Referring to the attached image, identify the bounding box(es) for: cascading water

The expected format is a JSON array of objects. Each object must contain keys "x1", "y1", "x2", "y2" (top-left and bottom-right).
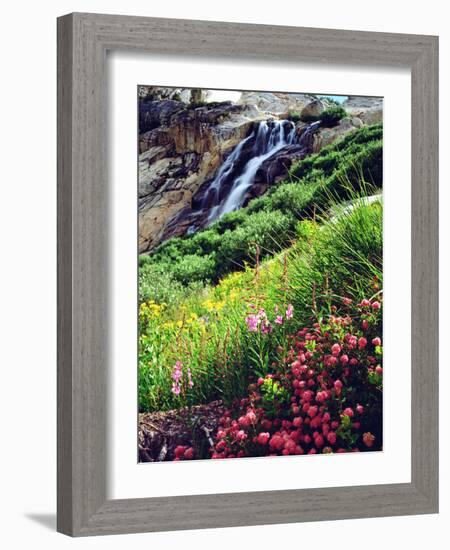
[
  {"x1": 204, "y1": 119, "x2": 296, "y2": 224},
  {"x1": 181, "y1": 119, "x2": 320, "y2": 236}
]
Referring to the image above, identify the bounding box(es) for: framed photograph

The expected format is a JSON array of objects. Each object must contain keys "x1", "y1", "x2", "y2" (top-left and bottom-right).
[{"x1": 57, "y1": 13, "x2": 438, "y2": 536}]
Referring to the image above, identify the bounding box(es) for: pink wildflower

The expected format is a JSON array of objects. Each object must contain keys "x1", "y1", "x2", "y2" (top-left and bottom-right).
[
  {"x1": 363, "y1": 432, "x2": 376, "y2": 448},
  {"x1": 358, "y1": 337, "x2": 368, "y2": 349},
  {"x1": 245, "y1": 314, "x2": 259, "y2": 332},
  {"x1": 183, "y1": 447, "x2": 194, "y2": 460},
  {"x1": 285, "y1": 304, "x2": 294, "y2": 319},
  {"x1": 331, "y1": 343, "x2": 341, "y2": 356},
  {"x1": 257, "y1": 432, "x2": 270, "y2": 445}
]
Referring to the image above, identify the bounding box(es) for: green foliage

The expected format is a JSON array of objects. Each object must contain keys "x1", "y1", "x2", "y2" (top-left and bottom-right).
[
  {"x1": 169, "y1": 254, "x2": 217, "y2": 285},
  {"x1": 140, "y1": 123, "x2": 382, "y2": 293},
  {"x1": 216, "y1": 210, "x2": 295, "y2": 276},
  {"x1": 320, "y1": 105, "x2": 347, "y2": 127},
  {"x1": 260, "y1": 377, "x2": 290, "y2": 418}
]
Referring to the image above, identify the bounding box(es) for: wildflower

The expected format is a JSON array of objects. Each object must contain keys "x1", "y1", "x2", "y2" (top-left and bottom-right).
[
  {"x1": 331, "y1": 343, "x2": 341, "y2": 356},
  {"x1": 363, "y1": 432, "x2": 376, "y2": 448},
  {"x1": 245, "y1": 314, "x2": 259, "y2": 332},
  {"x1": 314, "y1": 434, "x2": 325, "y2": 448},
  {"x1": 334, "y1": 379, "x2": 343, "y2": 396},
  {"x1": 343, "y1": 407, "x2": 354, "y2": 418},
  {"x1": 171, "y1": 360, "x2": 193, "y2": 395},
  {"x1": 260, "y1": 319, "x2": 273, "y2": 334},
  {"x1": 375, "y1": 365, "x2": 383, "y2": 375},
  {"x1": 269, "y1": 435, "x2": 284, "y2": 451},
  {"x1": 327, "y1": 432, "x2": 337, "y2": 445},
  {"x1": 174, "y1": 445, "x2": 186, "y2": 459},
  {"x1": 238, "y1": 415, "x2": 250, "y2": 428},
  {"x1": 372, "y1": 301, "x2": 381, "y2": 310},
  {"x1": 284, "y1": 439, "x2": 297, "y2": 454},
  {"x1": 356, "y1": 404, "x2": 364, "y2": 414},
  {"x1": 187, "y1": 367, "x2": 194, "y2": 388},
  {"x1": 215, "y1": 440, "x2": 227, "y2": 452},
  {"x1": 359, "y1": 299, "x2": 371, "y2": 307},
  {"x1": 372, "y1": 337, "x2": 381, "y2": 347},
  {"x1": 257, "y1": 432, "x2": 270, "y2": 445},
  {"x1": 183, "y1": 447, "x2": 194, "y2": 460},
  {"x1": 293, "y1": 416, "x2": 303, "y2": 428},
  {"x1": 342, "y1": 297, "x2": 352, "y2": 306},
  {"x1": 286, "y1": 304, "x2": 294, "y2": 319},
  {"x1": 275, "y1": 315, "x2": 284, "y2": 325},
  {"x1": 348, "y1": 335, "x2": 358, "y2": 348},
  {"x1": 328, "y1": 356, "x2": 338, "y2": 367},
  {"x1": 358, "y1": 337, "x2": 368, "y2": 349},
  {"x1": 362, "y1": 319, "x2": 369, "y2": 331}
]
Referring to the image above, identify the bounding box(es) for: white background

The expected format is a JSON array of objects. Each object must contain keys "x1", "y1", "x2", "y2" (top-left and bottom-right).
[
  {"x1": 0, "y1": 0, "x2": 447, "y2": 548},
  {"x1": 109, "y1": 54, "x2": 411, "y2": 498}
]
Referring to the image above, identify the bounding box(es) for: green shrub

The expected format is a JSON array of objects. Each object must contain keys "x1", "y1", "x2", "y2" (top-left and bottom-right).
[
  {"x1": 320, "y1": 105, "x2": 347, "y2": 127},
  {"x1": 139, "y1": 262, "x2": 184, "y2": 304},
  {"x1": 170, "y1": 254, "x2": 217, "y2": 285},
  {"x1": 216, "y1": 210, "x2": 295, "y2": 275}
]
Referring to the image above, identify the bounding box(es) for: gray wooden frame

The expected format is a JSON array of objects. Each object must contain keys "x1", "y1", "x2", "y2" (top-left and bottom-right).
[{"x1": 57, "y1": 12, "x2": 439, "y2": 537}]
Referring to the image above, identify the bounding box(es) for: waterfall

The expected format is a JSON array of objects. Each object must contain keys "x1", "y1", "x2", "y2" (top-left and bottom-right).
[
  {"x1": 204, "y1": 119, "x2": 296, "y2": 224},
  {"x1": 180, "y1": 119, "x2": 320, "y2": 237}
]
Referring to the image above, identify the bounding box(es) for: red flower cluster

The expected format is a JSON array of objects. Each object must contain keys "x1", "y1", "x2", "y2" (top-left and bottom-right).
[
  {"x1": 174, "y1": 445, "x2": 195, "y2": 460},
  {"x1": 211, "y1": 297, "x2": 382, "y2": 459}
]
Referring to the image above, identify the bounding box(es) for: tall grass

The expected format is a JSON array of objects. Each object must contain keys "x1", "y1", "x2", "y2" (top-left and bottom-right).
[{"x1": 139, "y1": 193, "x2": 383, "y2": 412}]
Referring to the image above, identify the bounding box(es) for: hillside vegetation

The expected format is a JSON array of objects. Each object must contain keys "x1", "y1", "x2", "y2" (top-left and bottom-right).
[{"x1": 139, "y1": 124, "x2": 383, "y2": 416}]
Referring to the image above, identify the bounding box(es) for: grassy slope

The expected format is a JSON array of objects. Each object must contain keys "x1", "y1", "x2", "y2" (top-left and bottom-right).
[
  {"x1": 139, "y1": 123, "x2": 382, "y2": 298},
  {"x1": 139, "y1": 199, "x2": 382, "y2": 412},
  {"x1": 138, "y1": 123, "x2": 383, "y2": 412}
]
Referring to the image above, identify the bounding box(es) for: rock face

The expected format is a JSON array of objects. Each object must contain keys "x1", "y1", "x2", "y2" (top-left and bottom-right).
[
  {"x1": 342, "y1": 96, "x2": 383, "y2": 125},
  {"x1": 300, "y1": 99, "x2": 325, "y2": 120},
  {"x1": 138, "y1": 91, "x2": 383, "y2": 253},
  {"x1": 138, "y1": 98, "x2": 264, "y2": 252},
  {"x1": 238, "y1": 92, "x2": 317, "y2": 116}
]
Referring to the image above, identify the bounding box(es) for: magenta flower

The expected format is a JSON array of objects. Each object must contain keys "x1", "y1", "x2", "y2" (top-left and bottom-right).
[
  {"x1": 170, "y1": 360, "x2": 193, "y2": 396},
  {"x1": 260, "y1": 319, "x2": 273, "y2": 334},
  {"x1": 187, "y1": 367, "x2": 194, "y2": 388},
  {"x1": 275, "y1": 315, "x2": 284, "y2": 325},
  {"x1": 245, "y1": 314, "x2": 259, "y2": 332},
  {"x1": 285, "y1": 304, "x2": 294, "y2": 319}
]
